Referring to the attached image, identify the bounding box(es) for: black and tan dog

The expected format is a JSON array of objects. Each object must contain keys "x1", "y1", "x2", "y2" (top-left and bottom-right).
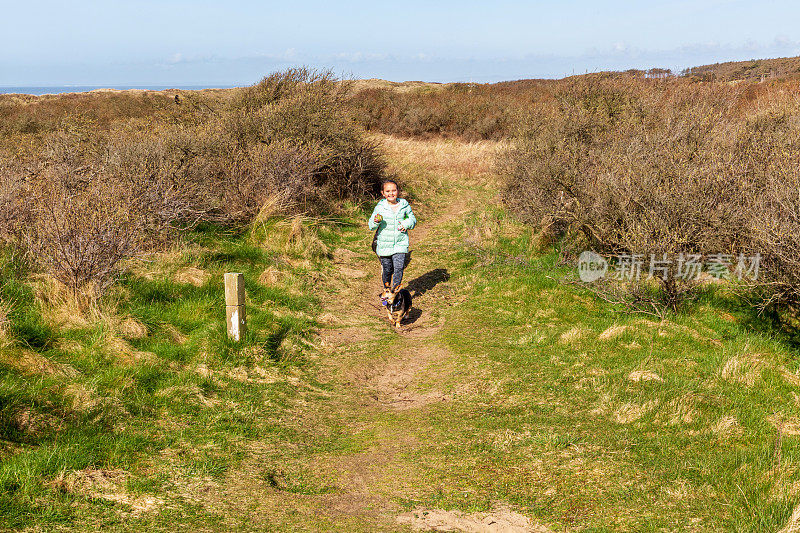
[{"x1": 379, "y1": 285, "x2": 412, "y2": 329}]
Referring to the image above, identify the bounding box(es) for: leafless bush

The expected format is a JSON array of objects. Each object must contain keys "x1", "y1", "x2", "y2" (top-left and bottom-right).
[
  {"x1": 23, "y1": 169, "x2": 148, "y2": 296},
  {"x1": 0, "y1": 157, "x2": 28, "y2": 242},
  {"x1": 0, "y1": 69, "x2": 387, "y2": 297},
  {"x1": 349, "y1": 81, "x2": 548, "y2": 140},
  {"x1": 211, "y1": 140, "x2": 321, "y2": 222},
  {"x1": 740, "y1": 110, "x2": 800, "y2": 308},
  {"x1": 500, "y1": 78, "x2": 757, "y2": 308},
  {"x1": 204, "y1": 68, "x2": 385, "y2": 219},
  {"x1": 103, "y1": 128, "x2": 212, "y2": 230}
]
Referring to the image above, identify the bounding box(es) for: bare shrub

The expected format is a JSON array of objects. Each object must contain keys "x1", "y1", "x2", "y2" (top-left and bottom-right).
[
  {"x1": 0, "y1": 69, "x2": 387, "y2": 297},
  {"x1": 349, "y1": 81, "x2": 550, "y2": 140},
  {"x1": 0, "y1": 157, "x2": 27, "y2": 242},
  {"x1": 102, "y1": 126, "x2": 212, "y2": 230},
  {"x1": 500, "y1": 77, "x2": 755, "y2": 308},
  {"x1": 212, "y1": 140, "x2": 321, "y2": 222},
  {"x1": 23, "y1": 169, "x2": 148, "y2": 296},
  {"x1": 739, "y1": 110, "x2": 800, "y2": 309},
  {"x1": 213, "y1": 68, "x2": 385, "y2": 218}
]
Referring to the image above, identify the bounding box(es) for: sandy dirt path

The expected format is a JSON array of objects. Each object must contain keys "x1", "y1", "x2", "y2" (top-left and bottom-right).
[{"x1": 213, "y1": 136, "x2": 550, "y2": 532}]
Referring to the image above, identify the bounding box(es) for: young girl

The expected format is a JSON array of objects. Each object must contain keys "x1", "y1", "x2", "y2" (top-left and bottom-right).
[{"x1": 368, "y1": 180, "x2": 416, "y2": 289}]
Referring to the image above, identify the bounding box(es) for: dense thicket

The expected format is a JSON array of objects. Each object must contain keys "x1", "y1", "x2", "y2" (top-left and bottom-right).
[
  {"x1": 349, "y1": 80, "x2": 555, "y2": 140},
  {"x1": 0, "y1": 69, "x2": 385, "y2": 295},
  {"x1": 500, "y1": 76, "x2": 800, "y2": 309}
]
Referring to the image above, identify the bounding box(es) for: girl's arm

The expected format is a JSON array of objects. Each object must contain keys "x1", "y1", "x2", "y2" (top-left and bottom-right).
[
  {"x1": 368, "y1": 204, "x2": 381, "y2": 230},
  {"x1": 401, "y1": 205, "x2": 417, "y2": 230}
]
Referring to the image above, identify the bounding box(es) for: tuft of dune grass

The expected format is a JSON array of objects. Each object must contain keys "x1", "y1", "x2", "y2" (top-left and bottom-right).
[
  {"x1": 559, "y1": 326, "x2": 589, "y2": 345},
  {"x1": 0, "y1": 347, "x2": 78, "y2": 377},
  {"x1": 720, "y1": 354, "x2": 767, "y2": 387},
  {"x1": 711, "y1": 416, "x2": 744, "y2": 439},
  {"x1": 599, "y1": 324, "x2": 628, "y2": 341},
  {"x1": 173, "y1": 266, "x2": 210, "y2": 287}
]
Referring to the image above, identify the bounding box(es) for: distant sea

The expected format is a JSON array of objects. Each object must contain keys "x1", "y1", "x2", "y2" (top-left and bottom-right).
[{"x1": 0, "y1": 85, "x2": 238, "y2": 96}]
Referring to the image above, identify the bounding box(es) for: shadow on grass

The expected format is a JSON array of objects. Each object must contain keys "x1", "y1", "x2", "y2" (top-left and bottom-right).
[
  {"x1": 405, "y1": 268, "x2": 450, "y2": 299},
  {"x1": 403, "y1": 307, "x2": 423, "y2": 326},
  {"x1": 690, "y1": 283, "x2": 800, "y2": 351}
]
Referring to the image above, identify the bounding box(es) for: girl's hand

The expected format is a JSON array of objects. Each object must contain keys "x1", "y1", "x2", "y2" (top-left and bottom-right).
[
  {"x1": 398, "y1": 225, "x2": 406, "y2": 233},
  {"x1": 374, "y1": 214, "x2": 382, "y2": 223}
]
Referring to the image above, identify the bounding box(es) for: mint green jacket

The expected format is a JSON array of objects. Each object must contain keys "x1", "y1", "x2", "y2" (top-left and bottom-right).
[{"x1": 368, "y1": 198, "x2": 417, "y2": 256}]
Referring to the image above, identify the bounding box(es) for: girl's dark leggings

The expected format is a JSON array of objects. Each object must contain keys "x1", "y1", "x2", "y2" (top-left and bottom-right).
[{"x1": 379, "y1": 253, "x2": 407, "y2": 288}]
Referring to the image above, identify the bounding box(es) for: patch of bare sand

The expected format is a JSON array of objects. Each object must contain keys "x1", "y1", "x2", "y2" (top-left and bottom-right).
[
  {"x1": 351, "y1": 344, "x2": 453, "y2": 411},
  {"x1": 320, "y1": 326, "x2": 377, "y2": 347},
  {"x1": 339, "y1": 266, "x2": 368, "y2": 279},
  {"x1": 333, "y1": 247, "x2": 364, "y2": 264},
  {"x1": 397, "y1": 506, "x2": 551, "y2": 532}
]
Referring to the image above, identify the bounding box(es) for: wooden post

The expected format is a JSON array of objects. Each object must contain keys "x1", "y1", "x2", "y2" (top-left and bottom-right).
[{"x1": 224, "y1": 273, "x2": 246, "y2": 342}]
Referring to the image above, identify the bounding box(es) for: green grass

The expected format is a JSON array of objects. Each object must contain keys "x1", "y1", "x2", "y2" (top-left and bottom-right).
[
  {"x1": 3, "y1": 147, "x2": 800, "y2": 530},
  {"x1": 0, "y1": 217, "x2": 349, "y2": 530},
  {"x1": 385, "y1": 208, "x2": 800, "y2": 531}
]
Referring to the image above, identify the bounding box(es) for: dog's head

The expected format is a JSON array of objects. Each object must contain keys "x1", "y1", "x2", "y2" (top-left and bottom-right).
[{"x1": 379, "y1": 285, "x2": 401, "y2": 307}]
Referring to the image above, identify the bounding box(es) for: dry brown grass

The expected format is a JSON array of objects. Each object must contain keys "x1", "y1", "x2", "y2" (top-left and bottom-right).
[
  {"x1": 711, "y1": 416, "x2": 744, "y2": 439},
  {"x1": 0, "y1": 298, "x2": 10, "y2": 346},
  {"x1": 257, "y1": 266, "x2": 284, "y2": 286},
  {"x1": 173, "y1": 266, "x2": 211, "y2": 287},
  {"x1": 51, "y1": 468, "x2": 163, "y2": 516},
  {"x1": 720, "y1": 354, "x2": 767, "y2": 387},
  {"x1": 378, "y1": 134, "x2": 504, "y2": 179},
  {"x1": 116, "y1": 316, "x2": 149, "y2": 339},
  {"x1": 29, "y1": 274, "x2": 96, "y2": 328},
  {"x1": 350, "y1": 79, "x2": 448, "y2": 93},
  {"x1": 0, "y1": 347, "x2": 78, "y2": 377},
  {"x1": 255, "y1": 215, "x2": 330, "y2": 260}
]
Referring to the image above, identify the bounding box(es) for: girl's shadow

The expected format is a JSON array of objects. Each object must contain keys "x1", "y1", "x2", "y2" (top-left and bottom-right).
[
  {"x1": 405, "y1": 268, "x2": 450, "y2": 298},
  {"x1": 402, "y1": 268, "x2": 450, "y2": 326}
]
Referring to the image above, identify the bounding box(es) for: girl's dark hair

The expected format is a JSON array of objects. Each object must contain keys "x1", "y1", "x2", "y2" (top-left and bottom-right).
[{"x1": 381, "y1": 179, "x2": 399, "y2": 191}]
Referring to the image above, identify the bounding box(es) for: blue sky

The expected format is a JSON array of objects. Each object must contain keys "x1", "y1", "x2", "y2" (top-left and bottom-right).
[{"x1": 4, "y1": 0, "x2": 800, "y2": 85}]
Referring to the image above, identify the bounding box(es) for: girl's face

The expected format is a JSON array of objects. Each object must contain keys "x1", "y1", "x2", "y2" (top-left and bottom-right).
[{"x1": 382, "y1": 183, "x2": 399, "y2": 203}]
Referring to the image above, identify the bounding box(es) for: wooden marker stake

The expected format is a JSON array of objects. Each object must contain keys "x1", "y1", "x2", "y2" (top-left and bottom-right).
[{"x1": 224, "y1": 273, "x2": 246, "y2": 341}]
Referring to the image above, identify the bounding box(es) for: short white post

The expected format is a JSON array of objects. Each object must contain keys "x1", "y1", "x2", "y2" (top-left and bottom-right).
[{"x1": 224, "y1": 273, "x2": 246, "y2": 342}]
